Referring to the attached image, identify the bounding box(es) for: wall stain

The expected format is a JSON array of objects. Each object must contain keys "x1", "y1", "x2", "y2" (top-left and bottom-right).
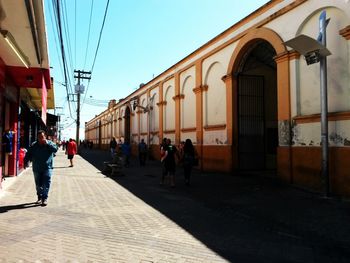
[{"x1": 329, "y1": 132, "x2": 343, "y2": 145}]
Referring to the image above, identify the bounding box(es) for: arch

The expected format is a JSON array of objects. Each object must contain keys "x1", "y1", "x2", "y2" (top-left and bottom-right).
[
  {"x1": 227, "y1": 27, "x2": 286, "y2": 171},
  {"x1": 181, "y1": 75, "x2": 192, "y2": 94},
  {"x1": 149, "y1": 92, "x2": 158, "y2": 133},
  {"x1": 164, "y1": 85, "x2": 173, "y2": 99},
  {"x1": 204, "y1": 61, "x2": 221, "y2": 85},
  {"x1": 296, "y1": 6, "x2": 349, "y2": 36},
  {"x1": 296, "y1": 7, "x2": 350, "y2": 115},
  {"x1": 116, "y1": 111, "x2": 119, "y2": 137},
  {"x1": 227, "y1": 27, "x2": 286, "y2": 75},
  {"x1": 203, "y1": 61, "x2": 226, "y2": 126},
  {"x1": 181, "y1": 75, "x2": 195, "y2": 129},
  {"x1": 164, "y1": 85, "x2": 175, "y2": 131},
  {"x1": 124, "y1": 106, "x2": 131, "y2": 143}
]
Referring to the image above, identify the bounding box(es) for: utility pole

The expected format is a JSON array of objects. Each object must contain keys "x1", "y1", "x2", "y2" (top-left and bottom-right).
[
  {"x1": 318, "y1": 11, "x2": 330, "y2": 197},
  {"x1": 284, "y1": 10, "x2": 331, "y2": 197},
  {"x1": 74, "y1": 70, "x2": 91, "y2": 147}
]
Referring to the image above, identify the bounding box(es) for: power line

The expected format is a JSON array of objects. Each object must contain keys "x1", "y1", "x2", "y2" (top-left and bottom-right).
[
  {"x1": 82, "y1": 0, "x2": 110, "y2": 110},
  {"x1": 48, "y1": 1, "x2": 65, "y2": 82},
  {"x1": 74, "y1": 0, "x2": 77, "y2": 68},
  {"x1": 90, "y1": 0, "x2": 110, "y2": 74},
  {"x1": 54, "y1": 0, "x2": 74, "y2": 118},
  {"x1": 62, "y1": 0, "x2": 74, "y2": 77},
  {"x1": 84, "y1": 0, "x2": 94, "y2": 69}
]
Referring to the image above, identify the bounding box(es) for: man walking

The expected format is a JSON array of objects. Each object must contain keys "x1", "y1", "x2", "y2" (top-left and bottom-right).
[
  {"x1": 138, "y1": 139, "x2": 147, "y2": 166},
  {"x1": 24, "y1": 130, "x2": 58, "y2": 206}
]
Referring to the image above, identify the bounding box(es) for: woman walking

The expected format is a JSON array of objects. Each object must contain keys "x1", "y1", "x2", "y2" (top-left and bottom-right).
[
  {"x1": 182, "y1": 139, "x2": 197, "y2": 186},
  {"x1": 110, "y1": 137, "x2": 117, "y2": 159}
]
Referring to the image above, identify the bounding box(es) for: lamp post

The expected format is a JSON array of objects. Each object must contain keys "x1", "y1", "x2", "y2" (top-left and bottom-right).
[{"x1": 284, "y1": 10, "x2": 331, "y2": 197}]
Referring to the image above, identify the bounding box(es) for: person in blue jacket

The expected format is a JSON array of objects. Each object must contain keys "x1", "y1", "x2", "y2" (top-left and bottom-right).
[
  {"x1": 24, "y1": 130, "x2": 58, "y2": 206},
  {"x1": 2, "y1": 129, "x2": 15, "y2": 154}
]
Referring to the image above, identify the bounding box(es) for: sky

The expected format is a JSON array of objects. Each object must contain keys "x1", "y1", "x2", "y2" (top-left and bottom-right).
[{"x1": 45, "y1": 0, "x2": 270, "y2": 141}]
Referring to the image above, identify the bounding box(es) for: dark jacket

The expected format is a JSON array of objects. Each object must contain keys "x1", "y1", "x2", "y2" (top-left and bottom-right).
[{"x1": 24, "y1": 140, "x2": 58, "y2": 172}]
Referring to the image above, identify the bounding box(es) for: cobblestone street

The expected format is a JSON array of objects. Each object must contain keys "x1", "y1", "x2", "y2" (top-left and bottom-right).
[{"x1": 0, "y1": 148, "x2": 350, "y2": 262}]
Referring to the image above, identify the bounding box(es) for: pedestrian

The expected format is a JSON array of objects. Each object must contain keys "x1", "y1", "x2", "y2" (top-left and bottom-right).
[
  {"x1": 182, "y1": 139, "x2": 197, "y2": 186},
  {"x1": 122, "y1": 140, "x2": 131, "y2": 167},
  {"x1": 159, "y1": 137, "x2": 167, "y2": 185},
  {"x1": 66, "y1": 138, "x2": 77, "y2": 167},
  {"x1": 2, "y1": 129, "x2": 15, "y2": 155},
  {"x1": 177, "y1": 141, "x2": 185, "y2": 167},
  {"x1": 61, "y1": 140, "x2": 66, "y2": 151},
  {"x1": 117, "y1": 139, "x2": 123, "y2": 154},
  {"x1": 110, "y1": 137, "x2": 117, "y2": 159},
  {"x1": 161, "y1": 138, "x2": 177, "y2": 187},
  {"x1": 138, "y1": 138, "x2": 147, "y2": 166},
  {"x1": 24, "y1": 130, "x2": 58, "y2": 206}
]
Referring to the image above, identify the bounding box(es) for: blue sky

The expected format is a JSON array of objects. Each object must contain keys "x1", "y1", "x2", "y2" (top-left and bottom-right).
[{"x1": 45, "y1": 0, "x2": 269, "y2": 140}]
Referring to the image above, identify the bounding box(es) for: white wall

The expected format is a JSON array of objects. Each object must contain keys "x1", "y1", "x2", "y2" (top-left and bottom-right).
[
  {"x1": 180, "y1": 66, "x2": 196, "y2": 129},
  {"x1": 163, "y1": 78, "x2": 175, "y2": 131},
  {"x1": 297, "y1": 7, "x2": 350, "y2": 115}
]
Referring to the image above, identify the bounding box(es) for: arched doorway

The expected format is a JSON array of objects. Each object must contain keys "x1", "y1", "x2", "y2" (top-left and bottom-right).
[
  {"x1": 236, "y1": 40, "x2": 278, "y2": 171},
  {"x1": 124, "y1": 106, "x2": 131, "y2": 143}
]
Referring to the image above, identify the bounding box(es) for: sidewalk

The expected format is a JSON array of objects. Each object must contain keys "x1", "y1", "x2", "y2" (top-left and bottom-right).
[{"x1": 0, "y1": 148, "x2": 349, "y2": 262}]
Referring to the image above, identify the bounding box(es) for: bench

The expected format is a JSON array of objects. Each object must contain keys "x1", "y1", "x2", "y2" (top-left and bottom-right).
[
  {"x1": 103, "y1": 154, "x2": 124, "y2": 176},
  {"x1": 107, "y1": 163, "x2": 123, "y2": 176}
]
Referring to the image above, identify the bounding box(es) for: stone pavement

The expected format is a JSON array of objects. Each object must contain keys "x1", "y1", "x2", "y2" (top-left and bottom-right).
[{"x1": 0, "y1": 148, "x2": 350, "y2": 263}]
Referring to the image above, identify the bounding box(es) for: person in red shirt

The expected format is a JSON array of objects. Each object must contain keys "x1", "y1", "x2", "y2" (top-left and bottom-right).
[{"x1": 66, "y1": 138, "x2": 77, "y2": 167}]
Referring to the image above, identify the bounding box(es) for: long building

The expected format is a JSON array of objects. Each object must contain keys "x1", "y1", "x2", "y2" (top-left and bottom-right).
[{"x1": 85, "y1": 0, "x2": 350, "y2": 197}]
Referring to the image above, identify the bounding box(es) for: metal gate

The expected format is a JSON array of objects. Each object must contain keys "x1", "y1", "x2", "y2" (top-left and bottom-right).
[{"x1": 238, "y1": 75, "x2": 265, "y2": 170}]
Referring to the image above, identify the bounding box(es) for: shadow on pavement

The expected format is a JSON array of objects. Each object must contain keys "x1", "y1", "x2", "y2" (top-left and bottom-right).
[
  {"x1": 79, "y1": 147, "x2": 350, "y2": 263},
  {"x1": 0, "y1": 202, "x2": 41, "y2": 213}
]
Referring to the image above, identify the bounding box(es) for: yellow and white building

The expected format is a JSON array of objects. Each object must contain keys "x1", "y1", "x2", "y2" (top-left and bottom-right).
[{"x1": 85, "y1": 0, "x2": 350, "y2": 197}]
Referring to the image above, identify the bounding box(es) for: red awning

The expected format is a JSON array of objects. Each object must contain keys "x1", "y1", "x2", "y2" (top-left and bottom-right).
[{"x1": 6, "y1": 66, "x2": 51, "y2": 90}]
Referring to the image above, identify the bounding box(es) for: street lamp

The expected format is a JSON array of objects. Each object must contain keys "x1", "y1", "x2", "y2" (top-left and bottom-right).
[
  {"x1": 284, "y1": 34, "x2": 331, "y2": 65},
  {"x1": 284, "y1": 10, "x2": 331, "y2": 197},
  {"x1": 130, "y1": 96, "x2": 155, "y2": 156}
]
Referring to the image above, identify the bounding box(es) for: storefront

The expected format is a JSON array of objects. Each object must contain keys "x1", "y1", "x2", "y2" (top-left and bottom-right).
[{"x1": 0, "y1": 0, "x2": 55, "y2": 189}]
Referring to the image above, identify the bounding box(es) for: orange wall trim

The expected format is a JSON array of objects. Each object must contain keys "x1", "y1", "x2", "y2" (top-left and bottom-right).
[
  {"x1": 339, "y1": 25, "x2": 350, "y2": 40},
  {"x1": 293, "y1": 111, "x2": 350, "y2": 124},
  {"x1": 204, "y1": 124, "x2": 227, "y2": 131},
  {"x1": 181, "y1": 127, "x2": 196, "y2": 133},
  {"x1": 164, "y1": 130, "x2": 175, "y2": 134}
]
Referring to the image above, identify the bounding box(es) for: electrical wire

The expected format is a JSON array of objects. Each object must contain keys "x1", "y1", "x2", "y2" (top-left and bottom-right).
[
  {"x1": 90, "y1": 0, "x2": 110, "y2": 74},
  {"x1": 81, "y1": 0, "x2": 110, "y2": 111},
  {"x1": 53, "y1": 0, "x2": 75, "y2": 118},
  {"x1": 62, "y1": 0, "x2": 74, "y2": 78},
  {"x1": 49, "y1": 0, "x2": 111, "y2": 123},
  {"x1": 83, "y1": 0, "x2": 94, "y2": 69},
  {"x1": 81, "y1": 0, "x2": 110, "y2": 110}
]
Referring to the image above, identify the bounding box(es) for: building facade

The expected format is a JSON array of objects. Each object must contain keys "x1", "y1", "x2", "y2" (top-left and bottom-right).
[
  {"x1": 0, "y1": 1, "x2": 54, "y2": 188},
  {"x1": 85, "y1": 0, "x2": 350, "y2": 197}
]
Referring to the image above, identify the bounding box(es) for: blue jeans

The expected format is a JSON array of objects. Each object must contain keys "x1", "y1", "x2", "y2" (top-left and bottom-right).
[{"x1": 33, "y1": 169, "x2": 52, "y2": 200}]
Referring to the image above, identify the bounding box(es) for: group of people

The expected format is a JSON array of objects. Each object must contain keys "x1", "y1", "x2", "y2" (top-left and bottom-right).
[
  {"x1": 160, "y1": 138, "x2": 198, "y2": 187},
  {"x1": 109, "y1": 137, "x2": 149, "y2": 168},
  {"x1": 110, "y1": 136, "x2": 198, "y2": 187},
  {"x1": 109, "y1": 137, "x2": 131, "y2": 167},
  {"x1": 24, "y1": 132, "x2": 198, "y2": 207}
]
